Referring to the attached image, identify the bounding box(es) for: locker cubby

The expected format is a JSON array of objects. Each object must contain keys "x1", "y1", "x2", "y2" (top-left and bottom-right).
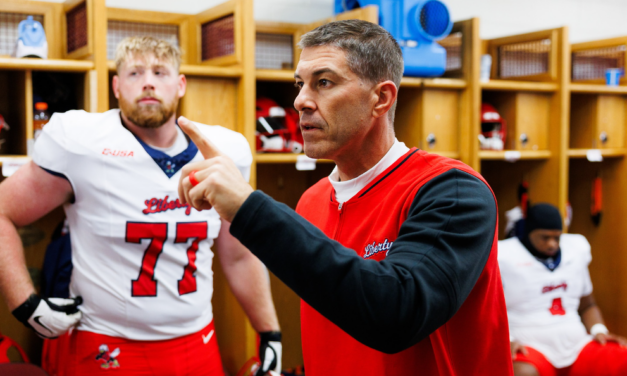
[
  {"x1": 571, "y1": 37, "x2": 627, "y2": 84},
  {"x1": 0, "y1": 70, "x2": 27, "y2": 156},
  {"x1": 396, "y1": 88, "x2": 461, "y2": 156},
  {"x1": 481, "y1": 90, "x2": 551, "y2": 151},
  {"x1": 568, "y1": 37, "x2": 627, "y2": 341},
  {"x1": 180, "y1": 75, "x2": 239, "y2": 131},
  {"x1": 485, "y1": 29, "x2": 558, "y2": 82},
  {"x1": 254, "y1": 80, "x2": 301, "y2": 160},
  {"x1": 33, "y1": 71, "x2": 85, "y2": 116},
  {"x1": 568, "y1": 158, "x2": 627, "y2": 336},
  {"x1": 570, "y1": 93, "x2": 627, "y2": 150},
  {"x1": 481, "y1": 159, "x2": 557, "y2": 239},
  {"x1": 256, "y1": 80, "x2": 298, "y2": 112},
  {"x1": 256, "y1": 163, "x2": 335, "y2": 369}
]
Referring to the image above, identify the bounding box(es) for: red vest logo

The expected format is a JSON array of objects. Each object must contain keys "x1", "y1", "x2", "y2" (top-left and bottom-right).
[{"x1": 363, "y1": 239, "x2": 393, "y2": 259}]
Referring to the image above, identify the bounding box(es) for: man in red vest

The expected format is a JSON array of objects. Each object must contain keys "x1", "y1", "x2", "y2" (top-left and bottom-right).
[{"x1": 178, "y1": 19, "x2": 513, "y2": 376}]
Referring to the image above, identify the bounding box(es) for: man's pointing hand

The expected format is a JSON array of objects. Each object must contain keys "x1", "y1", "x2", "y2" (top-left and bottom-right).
[{"x1": 178, "y1": 116, "x2": 254, "y2": 222}]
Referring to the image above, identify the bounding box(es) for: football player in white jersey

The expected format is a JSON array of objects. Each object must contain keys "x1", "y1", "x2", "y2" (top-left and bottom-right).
[
  {"x1": 499, "y1": 203, "x2": 627, "y2": 376},
  {"x1": 0, "y1": 37, "x2": 281, "y2": 376}
]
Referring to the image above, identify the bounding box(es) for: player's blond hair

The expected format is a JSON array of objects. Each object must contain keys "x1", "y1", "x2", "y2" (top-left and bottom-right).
[{"x1": 115, "y1": 36, "x2": 181, "y2": 72}]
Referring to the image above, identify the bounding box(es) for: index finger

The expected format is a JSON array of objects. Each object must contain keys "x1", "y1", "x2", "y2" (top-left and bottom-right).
[{"x1": 178, "y1": 116, "x2": 223, "y2": 159}]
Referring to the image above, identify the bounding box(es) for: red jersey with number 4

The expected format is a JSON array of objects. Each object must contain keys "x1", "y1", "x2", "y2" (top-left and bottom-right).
[
  {"x1": 296, "y1": 149, "x2": 513, "y2": 375},
  {"x1": 33, "y1": 109, "x2": 252, "y2": 340}
]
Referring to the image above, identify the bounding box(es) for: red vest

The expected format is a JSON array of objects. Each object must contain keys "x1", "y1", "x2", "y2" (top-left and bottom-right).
[{"x1": 296, "y1": 149, "x2": 513, "y2": 376}]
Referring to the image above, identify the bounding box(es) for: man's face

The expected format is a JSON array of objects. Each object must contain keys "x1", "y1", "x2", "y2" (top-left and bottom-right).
[
  {"x1": 529, "y1": 229, "x2": 562, "y2": 257},
  {"x1": 294, "y1": 46, "x2": 377, "y2": 160},
  {"x1": 113, "y1": 53, "x2": 185, "y2": 128}
]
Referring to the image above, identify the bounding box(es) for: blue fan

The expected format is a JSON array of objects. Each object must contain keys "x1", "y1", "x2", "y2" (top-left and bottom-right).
[
  {"x1": 15, "y1": 16, "x2": 48, "y2": 59},
  {"x1": 335, "y1": 0, "x2": 452, "y2": 77}
]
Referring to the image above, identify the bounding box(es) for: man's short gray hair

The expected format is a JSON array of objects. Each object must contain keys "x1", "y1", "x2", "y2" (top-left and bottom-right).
[{"x1": 298, "y1": 19, "x2": 404, "y2": 122}]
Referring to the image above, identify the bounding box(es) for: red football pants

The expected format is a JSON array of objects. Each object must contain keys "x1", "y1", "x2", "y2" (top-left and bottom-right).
[
  {"x1": 42, "y1": 321, "x2": 224, "y2": 376},
  {"x1": 514, "y1": 340, "x2": 627, "y2": 376}
]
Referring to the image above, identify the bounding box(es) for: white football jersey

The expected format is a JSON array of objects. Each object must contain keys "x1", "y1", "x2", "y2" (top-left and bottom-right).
[
  {"x1": 33, "y1": 109, "x2": 252, "y2": 340},
  {"x1": 498, "y1": 235, "x2": 593, "y2": 368}
]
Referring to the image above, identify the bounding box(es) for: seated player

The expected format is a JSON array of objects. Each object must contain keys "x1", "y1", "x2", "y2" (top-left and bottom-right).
[
  {"x1": 0, "y1": 37, "x2": 281, "y2": 376},
  {"x1": 499, "y1": 203, "x2": 627, "y2": 376}
]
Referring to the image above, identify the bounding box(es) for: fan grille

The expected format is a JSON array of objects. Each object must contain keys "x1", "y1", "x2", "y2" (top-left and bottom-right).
[{"x1": 420, "y1": 1, "x2": 450, "y2": 37}]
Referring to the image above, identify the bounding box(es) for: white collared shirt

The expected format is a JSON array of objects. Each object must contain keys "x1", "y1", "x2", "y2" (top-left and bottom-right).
[{"x1": 329, "y1": 139, "x2": 410, "y2": 204}]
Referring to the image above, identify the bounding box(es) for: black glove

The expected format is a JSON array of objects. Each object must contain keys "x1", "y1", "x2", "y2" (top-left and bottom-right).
[
  {"x1": 12, "y1": 294, "x2": 83, "y2": 339},
  {"x1": 255, "y1": 331, "x2": 282, "y2": 376}
]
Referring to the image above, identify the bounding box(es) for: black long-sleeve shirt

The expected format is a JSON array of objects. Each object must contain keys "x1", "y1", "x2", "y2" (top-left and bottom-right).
[{"x1": 231, "y1": 161, "x2": 498, "y2": 354}]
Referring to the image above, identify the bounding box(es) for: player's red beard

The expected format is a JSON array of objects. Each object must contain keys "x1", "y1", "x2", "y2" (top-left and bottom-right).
[{"x1": 119, "y1": 90, "x2": 178, "y2": 129}]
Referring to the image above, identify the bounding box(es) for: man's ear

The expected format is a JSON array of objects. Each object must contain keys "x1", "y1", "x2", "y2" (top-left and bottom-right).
[
  {"x1": 178, "y1": 74, "x2": 187, "y2": 98},
  {"x1": 372, "y1": 80, "x2": 398, "y2": 119},
  {"x1": 112, "y1": 75, "x2": 120, "y2": 99}
]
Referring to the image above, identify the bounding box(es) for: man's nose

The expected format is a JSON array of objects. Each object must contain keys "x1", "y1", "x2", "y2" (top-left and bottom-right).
[
  {"x1": 549, "y1": 239, "x2": 559, "y2": 250},
  {"x1": 294, "y1": 85, "x2": 316, "y2": 113},
  {"x1": 142, "y1": 71, "x2": 156, "y2": 91}
]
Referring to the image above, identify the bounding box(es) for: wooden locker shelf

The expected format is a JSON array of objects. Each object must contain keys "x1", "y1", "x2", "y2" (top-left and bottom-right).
[
  {"x1": 106, "y1": 61, "x2": 243, "y2": 77},
  {"x1": 256, "y1": 153, "x2": 333, "y2": 163},
  {"x1": 567, "y1": 148, "x2": 627, "y2": 158},
  {"x1": 179, "y1": 65, "x2": 243, "y2": 77},
  {"x1": 569, "y1": 84, "x2": 627, "y2": 94},
  {"x1": 0, "y1": 57, "x2": 94, "y2": 72},
  {"x1": 423, "y1": 78, "x2": 467, "y2": 89},
  {"x1": 256, "y1": 69, "x2": 295, "y2": 81},
  {"x1": 481, "y1": 80, "x2": 559, "y2": 92},
  {"x1": 479, "y1": 150, "x2": 552, "y2": 160},
  {"x1": 0, "y1": 155, "x2": 30, "y2": 165},
  {"x1": 401, "y1": 77, "x2": 467, "y2": 89}
]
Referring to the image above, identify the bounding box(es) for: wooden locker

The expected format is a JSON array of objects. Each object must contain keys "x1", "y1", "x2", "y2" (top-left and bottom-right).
[{"x1": 421, "y1": 89, "x2": 460, "y2": 153}]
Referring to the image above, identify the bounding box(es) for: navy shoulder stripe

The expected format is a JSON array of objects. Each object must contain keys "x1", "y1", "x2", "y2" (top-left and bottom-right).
[{"x1": 358, "y1": 149, "x2": 420, "y2": 198}]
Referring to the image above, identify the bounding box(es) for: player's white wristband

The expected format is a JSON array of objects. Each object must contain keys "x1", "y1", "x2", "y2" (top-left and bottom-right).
[{"x1": 590, "y1": 323, "x2": 609, "y2": 336}]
